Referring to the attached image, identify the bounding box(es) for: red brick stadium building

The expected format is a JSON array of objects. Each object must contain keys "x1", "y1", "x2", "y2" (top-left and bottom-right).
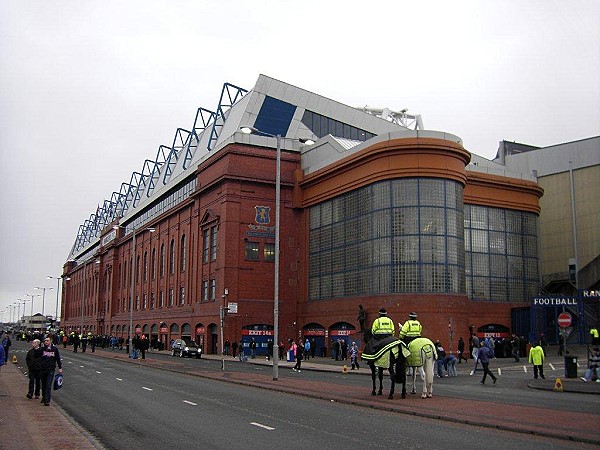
[{"x1": 61, "y1": 75, "x2": 543, "y2": 355}]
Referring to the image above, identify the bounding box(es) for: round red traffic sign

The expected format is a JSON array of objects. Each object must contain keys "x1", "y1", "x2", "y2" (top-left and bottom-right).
[{"x1": 557, "y1": 312, "x2": 572, "y2": 328}]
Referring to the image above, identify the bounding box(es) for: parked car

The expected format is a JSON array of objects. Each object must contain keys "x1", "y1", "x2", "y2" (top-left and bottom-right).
[{"x1": 171, "y1": 338, "x2": 202, "y2": 358}]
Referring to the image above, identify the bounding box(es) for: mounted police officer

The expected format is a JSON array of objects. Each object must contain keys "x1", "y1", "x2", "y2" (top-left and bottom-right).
[
  {"x1": 399, "y1": 312, "x2": 422, "y2": 344},
  {"x1": 371, "y1": 308, "x2": 395, "y2": 337}
]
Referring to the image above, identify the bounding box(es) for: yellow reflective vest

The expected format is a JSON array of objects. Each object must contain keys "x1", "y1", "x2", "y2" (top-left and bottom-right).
[
  {"x1": 399, "y1": 320, "x2": 422, "y2": 338},
  {"x1": 371, "y1": 316, "x2": 395, "y2": 336},
  {"x1": 528, "y1": 345, "x2": 544, "y2": 365}
]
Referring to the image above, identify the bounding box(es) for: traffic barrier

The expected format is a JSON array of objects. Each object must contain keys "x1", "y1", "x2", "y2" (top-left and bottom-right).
[{"x1": 554, "y1": 377, "x2": 563, "y2": 392}]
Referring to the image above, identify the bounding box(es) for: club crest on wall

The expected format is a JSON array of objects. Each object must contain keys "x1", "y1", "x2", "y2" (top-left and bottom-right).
[{"x1": 255, "y1": 206, "x2": 271, "y2": 224}]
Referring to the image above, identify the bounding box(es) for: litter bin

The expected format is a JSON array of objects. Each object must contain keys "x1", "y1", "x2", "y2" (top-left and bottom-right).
[{"x1": 564, "y1": 355, "x2": 578, "y2": 378}]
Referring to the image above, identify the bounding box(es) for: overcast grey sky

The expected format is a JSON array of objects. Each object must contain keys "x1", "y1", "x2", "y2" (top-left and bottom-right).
[{"x1": 1, "y1": 1, "x2": 599, "y2": 321}]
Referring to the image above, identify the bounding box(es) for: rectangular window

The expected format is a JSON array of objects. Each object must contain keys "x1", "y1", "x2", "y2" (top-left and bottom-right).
[
  {"x1": 210, "y1": 279, "x2": 216, "y2": 301},
  {"x1": 203, "y1": 229, "x2": 210, "y2": 263},
  {"x1": 169, "y1": 288, "x2": 174, "y2": 307},
  {"x1": 202, "y1": 281, "x2": 208, "y2": 302},
  {"x1": 179, "y1": 287, "x2": 185, "y2": 305},
  {"x1": 159, "y1": 291, "x2": 164, "y2": 308},
  {"x1": 245, "y1": 242, "x2": 259, "y2": 261},
  {"x1": 264, "y1": 243, "x2": 275, "y2": 262},
  {"x1": 151, "y1": 292, "x2": 155, "y2": 309},
  {"x1": 211, "y1": 226, "x2": 218, "y2": 261}
]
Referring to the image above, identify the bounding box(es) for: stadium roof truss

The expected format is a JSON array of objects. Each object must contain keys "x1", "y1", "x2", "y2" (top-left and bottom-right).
[{"x1": 69, "y1": 82, "x2": 249, "y2": 258}]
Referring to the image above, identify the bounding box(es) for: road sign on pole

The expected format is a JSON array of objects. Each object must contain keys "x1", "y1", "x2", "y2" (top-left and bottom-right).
[{"x1": 557, "y1": 312, "x2": 572, "y2": 328}]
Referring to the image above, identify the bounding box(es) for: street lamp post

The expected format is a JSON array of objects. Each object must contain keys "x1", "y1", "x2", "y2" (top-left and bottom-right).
[
  {"x1": 113, "y1": 224, "x2": 155, "y2": 357},
  {"x1": 35, "y1": 286, "x2": 53, "y2": 319},
  {"x1": 47, "y1": 275, "x2": 69, "y2": 326},
  {"x1": 25, "y1": 294, "x2": 40, "y2": 332},
  {"x1": 240, "y1": 126, "x2": 314, "y2": 380}
]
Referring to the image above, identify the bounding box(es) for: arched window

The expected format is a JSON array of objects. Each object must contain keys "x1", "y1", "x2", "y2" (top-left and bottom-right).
[
  {"x1": 180, "y1": 234, "x2": 187, "y2": 272},
  {"x1": 136, "y1": 255, "x2": 140, "y2": 284},
  {"x1": 160, "y1": 243, "x2": 165, "y2": 277},
  {"x1": 143, "y1": 251, "x2": 148, "y2": 282},
  {"x1": 170, "y1": 239, "x2": 176, "y2": 274},
  {"x1": 151, "y1": 248, "x2": 156, "y2": 280}
]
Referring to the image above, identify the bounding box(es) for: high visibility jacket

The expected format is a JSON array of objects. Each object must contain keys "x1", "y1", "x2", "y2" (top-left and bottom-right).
[
  {"x1": 399, "y1": 320, "x2": 422, "y2": 338},
  {"x1": 371, "y1": 316, "x2": 395, "y2": 336},
  {"x1": 528, "y1": 345, "x2": 544, "y2": 365},
  {"x1": 590, "y1": 328, "x2": 599, "y2": 339}
]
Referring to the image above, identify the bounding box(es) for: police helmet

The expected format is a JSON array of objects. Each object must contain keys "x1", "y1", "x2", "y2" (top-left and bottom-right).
[
  {"x1": 409, "y1": 312, "x2": 418, "y2": 320},
  {"x1": 378, "y1": 308, "x2": 388, "y2": 316}
]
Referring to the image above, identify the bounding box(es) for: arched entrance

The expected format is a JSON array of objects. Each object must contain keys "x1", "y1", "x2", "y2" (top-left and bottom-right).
[
  {"x1": 208, "y1": 323, "x2": 218, "y2": 354},
  {"x1": 181, "y1": 323, "x2": 192, "y2": 340},
  {"x1": 302, "y1": 323, "x2": 326, "y2": 357},
  {"x1": 329, "y1": 322, "x2": 358, "y2": 360},
  {"x1": 159, "y1": 322, "x2": 168, "y2": 350},
  {"x1": 194, "y1": 323, "x2": 205, "y2": 353},
  {"x1": 170, "y1": 323, "x2": 180, "y2": 349},
  {"x1": 150, "y1": 323, "x2": 159, "y2": 350},
  {"x1": 241, "y1": 324, "x2": 274, "y2": 357}
]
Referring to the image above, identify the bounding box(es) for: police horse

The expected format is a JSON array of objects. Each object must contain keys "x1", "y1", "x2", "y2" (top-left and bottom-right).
[
  {"x1": 362, "y1": 333, "x2": 437, "y2": 399},
  {"x1": 404, "y1": 337, "x2": 437, "y2": 398}
]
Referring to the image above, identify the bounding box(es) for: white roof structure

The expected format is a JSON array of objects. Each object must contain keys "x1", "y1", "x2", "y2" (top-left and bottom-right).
[{"x1": 69, "y1": 74, "x2": 447, "y2": 260}]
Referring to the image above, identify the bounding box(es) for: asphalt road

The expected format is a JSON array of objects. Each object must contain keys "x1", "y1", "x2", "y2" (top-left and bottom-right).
[
  {"x1": 123, "y1": 348, "x2": 599, "y2": 414},
  {"x1": 37, "y1": 347, "x2": 595, "y2": 449}
]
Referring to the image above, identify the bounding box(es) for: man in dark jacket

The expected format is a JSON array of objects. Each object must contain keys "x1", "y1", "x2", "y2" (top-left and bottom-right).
[
  {"x1": 26, "y1": 339, "x2": 42, "y2": 399},
  {"x1": 40, "y1": 335, "x2": 63, "y2": 406}
]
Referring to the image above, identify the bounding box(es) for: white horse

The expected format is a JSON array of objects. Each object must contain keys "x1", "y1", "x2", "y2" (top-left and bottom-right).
[{"x1": 404, "y1": 337, "x2": 437, "y2": 398}]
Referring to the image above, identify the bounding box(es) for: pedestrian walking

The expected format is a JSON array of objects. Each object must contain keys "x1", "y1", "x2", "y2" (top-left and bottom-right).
[
  {"x1": 457, "y1": 337, "x2": 468, "y2": 363},
  {"x1": 580, "y1": 347, "x2": 600, "y2": 382},
  {"x1": 26, "y1": 339, "x2": 42, "y2": 399},
  {"x1": 477, "y1": 341, "x2": 497, "y2": 385},
  {"x1": 350, "y1": 341, "x2": 360, "y2": 370},
  {"x1": 293, "y1": 340, "x2": 303, "y2": 372},
  {"x1": 39, "y1": 335, "x2": 63, "y2": 406},
  {"x1": 2, "y1": 333, "x2": 11, "y2": 363},
  {"x1": 469, "y1": 334, "x2": 480, "y2": 375}
]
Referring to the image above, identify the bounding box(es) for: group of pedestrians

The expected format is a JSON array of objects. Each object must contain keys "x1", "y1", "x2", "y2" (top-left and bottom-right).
[{"x1": 24, "y1": 335, "x2": 63, "y2": 406}]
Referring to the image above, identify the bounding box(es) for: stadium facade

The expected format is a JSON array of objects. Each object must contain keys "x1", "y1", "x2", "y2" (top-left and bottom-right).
[{"x1": 60, "y1": 75, "x2": 597, "y2": 354}]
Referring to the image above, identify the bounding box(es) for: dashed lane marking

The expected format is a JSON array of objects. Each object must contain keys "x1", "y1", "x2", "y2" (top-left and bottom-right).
[
  {"x1": 142, "y1": 387, "x2": 153, "y2": 391},
  {"x1": 183, "y1": 400, "x2": 198, "y2": 406},
  {"x1": 96, "y1": 371, "x2": 102, "y2": 374},
  {"x1": 250, "y1": 422, "x2": 275, "y2": 431},
  {"x1": 116, "y1": 377, "x2": 123, "y2": 381}
]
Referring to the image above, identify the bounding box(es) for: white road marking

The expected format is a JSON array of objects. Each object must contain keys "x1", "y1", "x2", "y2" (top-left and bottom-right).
[
  {"x1": 251, "y1": 422, "x2": 275, "y2": 431},
  {"x1": 183, "y1": 400, "x2": 198, "y2": 406},
  {"x1": 80, "y1": 365, "x2": 85, "y2": 368},
  {"x1": 116, "y1": 377, "x2": 123, "y2": 381},
  {"x1": 523, "y1": 366, "x2": 527, "y2": 373},
  {"x1": 498, "y1": 368, "x2": 502, "y2": 376},
  {"x1": 96, "y1": 371, "x2": 102, "y2": 374},
  {"x1": 142, "y1": 387, "x2": 153, "y2": 391},
  {"x1": 549, "y1": 363, "x2": 555, "y2": 370}
]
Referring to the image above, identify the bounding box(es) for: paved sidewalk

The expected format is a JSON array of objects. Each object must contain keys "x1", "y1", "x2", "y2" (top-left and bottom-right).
[{"x1": 0, "y1": 360, "x2": 103, "y2": 450}]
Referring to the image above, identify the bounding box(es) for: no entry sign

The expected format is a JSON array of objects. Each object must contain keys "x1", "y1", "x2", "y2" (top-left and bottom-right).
[{"x1": 557, "y1": 312, "x2": 572, "y2": 328}]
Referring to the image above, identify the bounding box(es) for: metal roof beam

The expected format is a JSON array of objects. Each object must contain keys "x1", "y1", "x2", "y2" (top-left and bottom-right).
[
  {"x1": 162, "y1": 128, "x2": 190, "y2": 185},
  {"x1": 207, "y1": 82, "x2": 248, "y2": 151},
  {"x1": 183, "y1": 107, "x2": 215, "y2": 169}
]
